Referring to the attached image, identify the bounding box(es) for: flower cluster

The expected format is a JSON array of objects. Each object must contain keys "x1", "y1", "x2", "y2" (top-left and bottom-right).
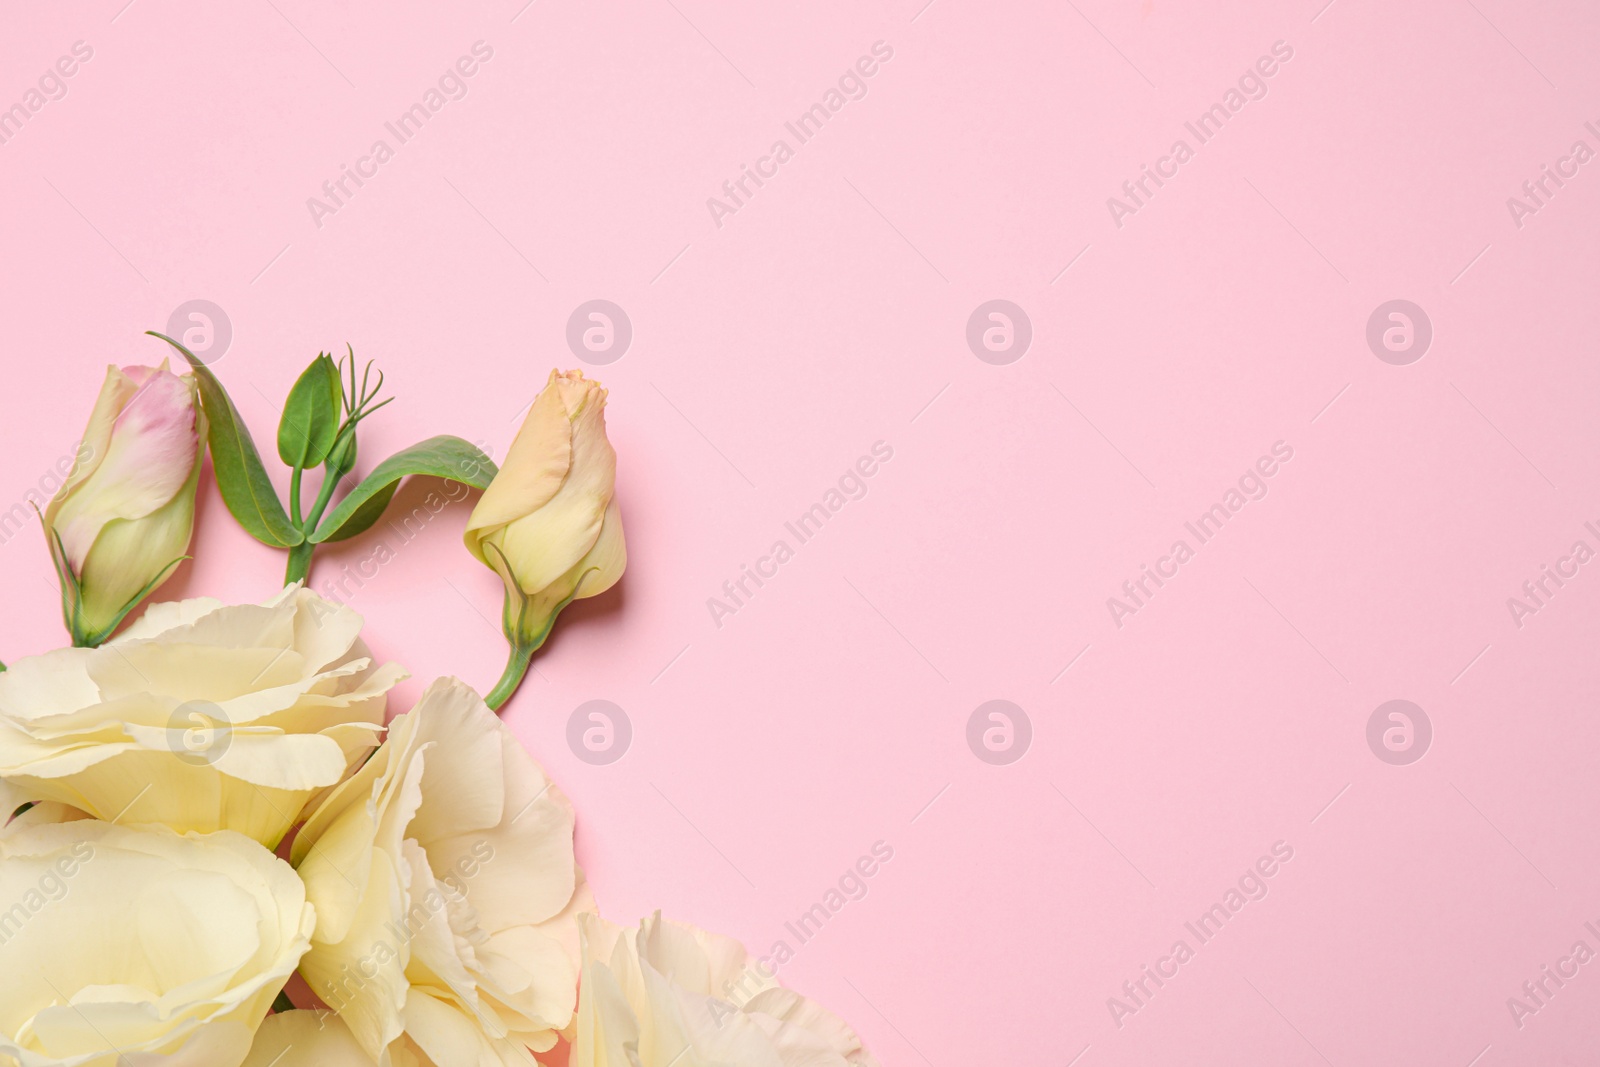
[{"x1": 0, "y1": 345, "x2": 877, "y2": 1066}]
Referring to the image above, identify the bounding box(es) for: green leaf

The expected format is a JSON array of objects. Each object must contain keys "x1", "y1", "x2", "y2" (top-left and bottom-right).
[
  {"x1": 146, "y1": 332, "x2": 303, "y2": 548},
  {"x1": 277, "y1": 354, "x2": 341, "y2": 469},
  {"x1": 311, "y1": 436, "x2": 497, "y2": 544}
]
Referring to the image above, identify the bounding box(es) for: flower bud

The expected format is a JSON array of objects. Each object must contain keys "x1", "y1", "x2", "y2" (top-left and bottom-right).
[
  {"x1": 45, "y1": 361, "x2": 205, "y2": 645},
  {"x1": 465, "y1": 370, "x2": 624, "y2": 705}
]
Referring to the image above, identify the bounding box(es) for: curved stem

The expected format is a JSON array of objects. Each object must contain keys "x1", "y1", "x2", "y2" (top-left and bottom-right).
[
  {"x1": 303, "y1": 462, "x2": 343, "y2": 533},
  {"x1": 485, "y1": 641, "x2": 535, "y2": 712},
  {"x1": 288, "y1": 465, "x2": 304, "y2": 526}
]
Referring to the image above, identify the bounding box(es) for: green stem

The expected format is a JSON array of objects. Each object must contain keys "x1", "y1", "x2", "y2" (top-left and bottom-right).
[
  {"x1": 304, "y1": 462, "x2": 343, "y2": 532},
  {"x1": 485, "y1": 641, "x2": 535, "y2": 711},
  {"x1": 283, "y1": 462, "x2": 344, "y2": 586},
  {"x1": 271, "y1": 989, "x2": 296, "y2": 1014},
  {"x1": 288, "y1": 465, "x2": 304, "y2": 526},
  {"x1": 284, "y1": 541, "x2": 314, "y2": 585}
]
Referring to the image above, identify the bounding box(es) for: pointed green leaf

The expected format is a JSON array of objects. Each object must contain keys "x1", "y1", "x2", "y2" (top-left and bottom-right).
[
  {"x1": 311, "y1": 436, "x2": 496, "y2": 543},
  {"x1": 146, "y1": 331, "x2": 302, "y2": 548},
  {"x1": 277, "y1": 354, "x2": 342, "y2": 469}
]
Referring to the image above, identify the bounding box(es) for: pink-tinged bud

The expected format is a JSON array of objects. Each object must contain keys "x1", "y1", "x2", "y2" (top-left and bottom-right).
[{"x1": 45, "y1": 361, "x2": 206, "y2": 645}]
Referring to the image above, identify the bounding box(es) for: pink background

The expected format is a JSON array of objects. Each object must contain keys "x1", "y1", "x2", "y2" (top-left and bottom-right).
[{"x1": 3, "y1": 0, "x2": 1599, "y2": 1062}]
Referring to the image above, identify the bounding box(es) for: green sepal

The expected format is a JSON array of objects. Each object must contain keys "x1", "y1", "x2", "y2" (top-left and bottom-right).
[
  {"x1": 481, "y1": 540, "x2": 597, "y2": 711},
  {"x1": 325, "y1": 426, "x2": 358, "y2": 482},
  {"x1": 46, "y1": 523, "x2": 185, "y2": 647}
]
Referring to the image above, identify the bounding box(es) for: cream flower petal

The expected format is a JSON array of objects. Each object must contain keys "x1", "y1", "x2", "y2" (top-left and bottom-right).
[
  {"x1": 0, "y1": 822, "x2": 313, "y2": 1067},
  {"x1": 572, "y1": 498, "x2": 626, "y2": 598},
  {"x1": 402, "y1": 989, "x2": 509, "y2": 1067},
  {"x1": 569, "y1": 914, "x2": 880, "y2": 1067},
  {"x1": 401, "y1": 682, "x2": 574, "y2": 929},
  {"x1": 76, "y1": 454, "x2": 200, "y2": 627},
  {"x1": 242, "y1": 1010, "x2": 416, "y2": 1067},
  {"x1": 0, "y1": 588, "x2": 404, "y2": 846},
  {"x1": 49, "y1": 365, "x2": 195, "y2": 566},
  {"x1": 496, "y1": 390, "x2": 616, "y2": 595},
  {"x1": 465, "y1": 372, "x2": 573, "y2": 544},
  {"x1": 301, "y1": 843, "x2": 412, "y2": 1054},
  {"x1": 0, "y1": 647, "x2": 100, "y2": 719},
  {"x1": 52, "y1": 367, "x2": 197, "y2": 556},
  {"x1": 44, "y1": 365, "x2": 134, "y2": 522},
  {"x1": 113, "y1": 595, "x2": 226, "y2": 641},
  {"x1": 295, "y1": 678, "x2": 585, "y2": 1065}
]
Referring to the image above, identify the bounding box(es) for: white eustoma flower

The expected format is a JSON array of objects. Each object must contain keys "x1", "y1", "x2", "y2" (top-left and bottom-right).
[
  {"x1": 573, "y1": 913, "x2": 880, "y2": 1067},
  {"x1": 0, "y1": 821, "x2": 314, "y2": 1067},
  {"x1": 0, "y1": 586, "x2": 405, "y2": 846},
  {"x1": 292, "y1": 677, "x2": 588, "y2": 1065},
  {"x1": 243, "y1": 1011, "x2": 411, "y2": 1067}
]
